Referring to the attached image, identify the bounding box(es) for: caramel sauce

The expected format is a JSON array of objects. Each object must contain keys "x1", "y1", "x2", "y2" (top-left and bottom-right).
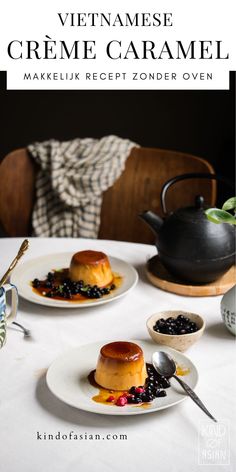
[
  {"x1": 176, "y1": 364, "x2": 190, "y2": 376},
  {"x1": 32, "y1": 269, "x2": 122, "y2": 302},
  {"x1": 88, "y1": 371, "x2": 127, "y2": 405},
  {"x1": 137, "y1": 402, "x2": 151, "y2": 409},
  {"x1": 88, "y1": 370, "x2": 142, "y2": 406},
  {"x1": 88, "y1": 361, "x2": 191, "y2": 408}
]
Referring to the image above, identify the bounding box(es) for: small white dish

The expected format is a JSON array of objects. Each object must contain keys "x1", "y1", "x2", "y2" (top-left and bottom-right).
[
  {"x1": 10, "y1": 252, "x2": 138, "y2": 309},
  {"x1": 46, "y1": 339, "x2": 198, "y2": 416}
]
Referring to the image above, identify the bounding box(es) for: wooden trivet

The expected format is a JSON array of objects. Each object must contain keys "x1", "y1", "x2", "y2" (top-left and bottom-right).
[{"x1": 146, "y1": 255, "x2": 236, "y2": 297}]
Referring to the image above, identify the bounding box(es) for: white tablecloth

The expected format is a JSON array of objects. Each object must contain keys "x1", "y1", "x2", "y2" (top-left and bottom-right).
[{"x1": 1, "y1": 238, "x2": 235, "y2": 472}]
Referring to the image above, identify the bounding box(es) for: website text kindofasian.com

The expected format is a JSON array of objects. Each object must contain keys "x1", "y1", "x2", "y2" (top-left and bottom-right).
[{"x1": 36, "y1": 431, "x2": 128, "y2": 441}]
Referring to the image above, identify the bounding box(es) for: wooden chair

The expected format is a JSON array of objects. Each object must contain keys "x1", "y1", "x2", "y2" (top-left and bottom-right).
[
  {"x1": 0, "y1": 149, "x2": 36, "y2": 237},
  {"x1": 99, "y1": 147, "x2": 216, "y2": 243},
  {"x1": 0, "y1": 147, "x2": 216, "y2": 243}
]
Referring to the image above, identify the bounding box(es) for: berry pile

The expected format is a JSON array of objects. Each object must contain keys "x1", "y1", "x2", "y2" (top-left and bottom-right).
[
  {"x1": 32, "y1": 272, "x2": 116, "y2": 300},
  {"x1": 106, "y1": 364, "x2": 170, "y2": 406},
  {"x1": 153, "y1": 314, "x2": 199, "y2": 335}
]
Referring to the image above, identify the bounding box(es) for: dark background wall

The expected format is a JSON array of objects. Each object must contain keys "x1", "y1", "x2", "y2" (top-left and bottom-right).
[{"x1": 0, "y1": 72, "x2": 235, "y2": 203}]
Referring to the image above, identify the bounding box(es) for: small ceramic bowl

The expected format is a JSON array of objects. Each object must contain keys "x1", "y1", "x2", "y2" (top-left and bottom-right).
[{"x1": 146, "y1": 310, "x2": 205, "y2": 352}]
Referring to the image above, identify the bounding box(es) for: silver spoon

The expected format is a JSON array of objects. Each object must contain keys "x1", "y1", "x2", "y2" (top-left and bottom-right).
[
  {"x1": 0, "y1": 239, "x2": 29, "y2": 286},
  {"x1": 152, "y1": 351, "x2": 217, "y2": 422},
  {"x1": 12, "y1": 321, "x2": 31, "y2": 338}
]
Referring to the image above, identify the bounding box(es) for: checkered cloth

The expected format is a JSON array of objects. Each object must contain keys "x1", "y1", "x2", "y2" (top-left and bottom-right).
[{"x1": 28, "y1": 135, "x2": 137, "y2": 238}]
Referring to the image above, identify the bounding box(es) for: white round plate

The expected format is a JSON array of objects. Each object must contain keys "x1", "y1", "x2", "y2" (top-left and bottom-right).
[
  {"x1": 10, "y1": 252, "x2": 138, "y2": 308},
  {"x1": 46, "y1": 340, "x2": 198, "y2": 416}
]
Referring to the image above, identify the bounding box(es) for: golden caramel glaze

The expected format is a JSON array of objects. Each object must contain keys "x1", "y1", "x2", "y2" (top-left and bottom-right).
[
  {"x1": 71, "y1": 250, "x2": 108, "y2": 265},
  {"x1": 95, "y1": 342, "x2": 147, "y2": 390},
  {"x1": 69, "y1": 250, "x2": 113, "y2": 287},
  {"x1": 100, "y1": 342, "x2": 143, "y2": 362}
]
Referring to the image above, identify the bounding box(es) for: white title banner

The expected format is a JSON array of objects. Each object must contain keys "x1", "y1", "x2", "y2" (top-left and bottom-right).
[{"x1": 0, "y1": 0, "x2": 235, "y2": 90}]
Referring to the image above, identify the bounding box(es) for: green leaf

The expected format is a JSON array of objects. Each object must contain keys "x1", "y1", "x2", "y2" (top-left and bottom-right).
[
  {"x1": 80, "y1": 285, "x2": 89, "y2": 292},
  {"x1": 205, "y1": 208, "x2": 236, "y2": 225},
  {"x1": 222, "y1": 197, "x2": 236, "y2": 211}
]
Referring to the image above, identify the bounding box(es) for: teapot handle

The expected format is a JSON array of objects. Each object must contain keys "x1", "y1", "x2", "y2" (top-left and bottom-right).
[{"x1": 161, "y1": 173, "x2": 234, "y2": 215}]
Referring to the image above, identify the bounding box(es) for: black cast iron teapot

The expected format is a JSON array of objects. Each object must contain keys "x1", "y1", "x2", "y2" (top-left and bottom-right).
[{"x1": 140, "y1": 173, "x2": 235, "y2": 284}]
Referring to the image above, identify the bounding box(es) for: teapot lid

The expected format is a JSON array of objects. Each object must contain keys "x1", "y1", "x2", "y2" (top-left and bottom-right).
[{"x1": 174, "y1": 195, "x2": 207, "y2": 222}]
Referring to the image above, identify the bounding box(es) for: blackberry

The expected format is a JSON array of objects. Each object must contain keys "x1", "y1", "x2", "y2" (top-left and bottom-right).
[
  {"x1": 141, "y1": 395, "x2": 151, "y2": 403},
  {"x1": 93, "y1": 292, "x2": 102, "y2": 299},
  {"x1": 32, "y1": 278, "x2": 40, "y2": 288},
  {"x1": 47, "y1": 272, "x2": 54, "y2": 281},
  {"x1": 160, "y1": 378, "x2": 170, "y2": 389},
  {"x1": 156, "y1": 390, "x2": 167, "y2": 398},
  {"x1": 153, "y1": 314, "x2": 199, "y2": 335},
  {"x1": 147, "y1": 381, "x2": 154, "y2": 389},
  {"x1": 45, "y1": 281, "x2": 53, "y2": 289},
  {"x1": 102, "y1": 288, "x2": 110, "y2": 295},
  {"x1": 132, "y1": 397, "x2": 142, "y2": 404}
]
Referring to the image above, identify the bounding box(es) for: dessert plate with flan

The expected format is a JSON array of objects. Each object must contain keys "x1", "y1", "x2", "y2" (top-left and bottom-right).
[
  {"x1": 46, "y1": 340, "x2": 198, "y2": 416},
  {"x1": 10, "y1": 252, "x2": 138, "y2": 308}
]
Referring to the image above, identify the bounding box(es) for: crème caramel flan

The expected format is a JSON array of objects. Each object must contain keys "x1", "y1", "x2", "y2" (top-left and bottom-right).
[
  {"x1": 69, "y1": 250, "x2": 113, "y2": 287},
  {"x1": 95, "y1": 342, "x2": 147, "y2": 391}
]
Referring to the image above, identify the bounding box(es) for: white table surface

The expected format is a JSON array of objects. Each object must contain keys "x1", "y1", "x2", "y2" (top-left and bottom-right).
[{"x1": 1, "y1": 238, "x2": 235, "y2": 472}]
